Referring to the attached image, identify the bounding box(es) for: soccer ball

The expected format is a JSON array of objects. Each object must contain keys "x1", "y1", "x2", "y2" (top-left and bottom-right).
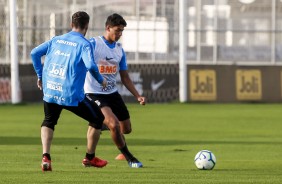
[{"x1": 194, "y1": 150, "x2": 216, "y2": 170}]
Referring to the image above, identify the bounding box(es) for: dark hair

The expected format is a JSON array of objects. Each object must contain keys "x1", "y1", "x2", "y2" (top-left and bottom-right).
[
  {"x1": 72, "y1": 11, "x2": 90, "y2": 29},
  {"x1": 105, "y1": 13, "x2": 127, "y2": 27}
]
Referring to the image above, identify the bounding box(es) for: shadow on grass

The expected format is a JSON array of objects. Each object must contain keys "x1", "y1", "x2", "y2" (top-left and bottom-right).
[{"x1": 0, "y1": 136, "x2": 281, "y2": 146}]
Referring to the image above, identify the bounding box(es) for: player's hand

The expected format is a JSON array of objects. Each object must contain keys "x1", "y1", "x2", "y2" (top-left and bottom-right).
[
  {"x1": 37, "y1": 79, "x2": 42, "y2": 90},
  {"x1": 137, "y1": 96, "x2": 146, "y2": 105},
  {"x1": 101, "y1": 78, "x2": 107, "y2": 88}
]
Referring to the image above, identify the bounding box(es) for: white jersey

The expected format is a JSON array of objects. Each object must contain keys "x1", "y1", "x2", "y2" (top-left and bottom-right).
[{"x1": 84, "y1": 36, "x2": 126, "y2": 94}]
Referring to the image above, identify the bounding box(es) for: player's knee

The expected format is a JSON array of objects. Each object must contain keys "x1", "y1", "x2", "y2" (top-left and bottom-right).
[
  {"x1": 106, "y1": 119, "x2": 120, "y2": 132},
  {"x1": 122, "y1": 127, "x2": 132, "y2": 134},
  {"x1": 41, "y1": 120, "x2": 56, "y2": 131}
]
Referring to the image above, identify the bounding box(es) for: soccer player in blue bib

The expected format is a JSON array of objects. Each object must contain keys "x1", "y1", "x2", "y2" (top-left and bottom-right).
[
  {"x1": 31, "y1": 11, "x2": 108, "y2": 171},
  {"x1": 84, "y1": 13, "x2": 146, "y2": 168}
]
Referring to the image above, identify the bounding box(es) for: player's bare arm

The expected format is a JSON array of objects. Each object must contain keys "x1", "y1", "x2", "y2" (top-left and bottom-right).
[
  {"x1": 101, "y1": 77, "x2": 107, "y2": 88},
  {"x1": 120, "y1": 70, "x2": 146, "y2": 105},
  {"x1": 37, "y1": 79, "x2": 42, "y2": 90}
]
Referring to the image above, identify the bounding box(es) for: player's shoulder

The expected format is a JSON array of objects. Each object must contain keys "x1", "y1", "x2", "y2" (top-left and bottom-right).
[
  {"x1": 89, "y1": 36, "x2": 97, "y2": 41},
  {"x1": 50, "y1": 35, "x2": 61, "y2": 42},
  {"x1": 72, "y1": 35, "x2": 92, "y2": 49},
  {"x1": 53, "y1": 32, "x2": 87, "y2": 45},
  {"x1": 77, "y1": 34, "x2": 91, "y2": 44},
  {"x1": 89, "y1": 37, "x2": 97, "y2": 44},
  {"x1": 88, "y1": 37, "x2": 97, "y2": 49}
]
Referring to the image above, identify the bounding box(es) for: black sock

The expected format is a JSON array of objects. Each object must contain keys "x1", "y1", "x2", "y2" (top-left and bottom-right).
[
  {"x1": 119, "y1": 144, "x2": 134, "y2": 161},
  {"x1": 43, "y1": 153, "x2": 51, "y2": 160},
  {"x1": 86, "y1": 153, "x2": 95, "y2": 160}
]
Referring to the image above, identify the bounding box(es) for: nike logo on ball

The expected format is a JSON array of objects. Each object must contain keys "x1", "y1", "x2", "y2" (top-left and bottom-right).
[{"x1": 151, "y1": 79, "x2": 165, "y2": 91}]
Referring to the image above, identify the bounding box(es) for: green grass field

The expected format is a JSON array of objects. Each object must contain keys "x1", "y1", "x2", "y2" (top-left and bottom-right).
[{"x1": 0, "y1": 103, "x2": 282, "y2": 184}]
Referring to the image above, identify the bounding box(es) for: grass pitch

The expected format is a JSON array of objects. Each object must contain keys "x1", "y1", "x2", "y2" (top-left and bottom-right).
[{"x1": 0, "y1": 103, "x2": 282, "y2": 184}]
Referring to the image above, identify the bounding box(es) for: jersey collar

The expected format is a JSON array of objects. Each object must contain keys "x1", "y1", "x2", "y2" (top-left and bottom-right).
[{"x1": 101, "y1": 36, "x2": 116, "y2": 48}]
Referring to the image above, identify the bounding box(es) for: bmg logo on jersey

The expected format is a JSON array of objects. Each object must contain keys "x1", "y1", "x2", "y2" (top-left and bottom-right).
[
  {"x1": 236, "y1": 70, "x2": 262, "y2": 100},
  {"x1": 99, "y1": 65, "x2": 117, "y2": 74},
  {"x1": 189, "y1": 69, "x2": 217, "y2": 101},
  {"x1": 48, "y1": 63, "x2": 66, "y2": 79}
]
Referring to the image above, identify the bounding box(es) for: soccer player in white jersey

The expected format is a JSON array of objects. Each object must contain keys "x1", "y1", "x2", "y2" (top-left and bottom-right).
[
  {"x1": 31, "y1": 11, "x2": 108, "y2": 171},
  {"x1": 84, "y1": 13, "x2": 146, "y2": 168}
]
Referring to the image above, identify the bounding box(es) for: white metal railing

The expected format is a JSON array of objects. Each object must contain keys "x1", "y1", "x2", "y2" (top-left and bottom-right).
[{"x1": 0, "y1": 0, "x2": 282, "y2": 65}]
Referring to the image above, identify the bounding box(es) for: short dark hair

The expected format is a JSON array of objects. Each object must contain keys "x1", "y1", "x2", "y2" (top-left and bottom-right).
[
  {"x1": 105, "y1": 13, "x2": 127, "y2": 27},
  {"x1": 72, "y1": 11, "x2": 90, "y2": 29}
]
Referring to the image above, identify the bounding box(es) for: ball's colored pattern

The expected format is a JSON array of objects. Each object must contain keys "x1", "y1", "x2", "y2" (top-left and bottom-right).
[{"x1": 194, "y1": 150, "x2": 216, "y2": 170}]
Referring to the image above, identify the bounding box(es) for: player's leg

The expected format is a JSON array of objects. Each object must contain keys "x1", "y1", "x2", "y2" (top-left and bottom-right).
[
  {"x1": 86, "y1": 126, "x2": 101, "y2": 155},
  {"x1": 83, "y1": 126, "x2": 107, "y2": 167},
  {"x1": 41, "y1": 101, "x2": 62, "y2": 171},
  {"x1": 101, "y1": 106, "x2": 126, "y2": 148},
  {"x1": 119, "y1": 119, "x2": 132, "y2": 134},
  {"x1": 86, "y1": 93, "x2": 142, "y2": 168},
  {"x1": 101, "y1": 107, "x2": 136, "y2": 164},
  {"x1": 116, "y1": 118, "x2": 142, "y2": 167},
  {"x1": 65, "y1": 97, "x2": 107, "y2": 168},
  {"x1": 85, "y1": 93, "x2": 124, "y2": 146},
  {"x1": 109, "y1": 93, "x2": 143, "y2": 168},
  {"x1": 41, "y1": 126, "x2": 53, "y2": 171},
  {"x1": 114, "y1": 119, "x2": 131, "y2": 160},
  {"x1": 41, "y1": 127, "x2": 53, "y2": 157}
]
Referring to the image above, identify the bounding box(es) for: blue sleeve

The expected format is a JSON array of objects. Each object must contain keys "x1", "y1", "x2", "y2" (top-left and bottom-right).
[
  {"x1": 30, "y1": 41, "x2": 50, "y2": 80},
  {"x1": 119, "y1": 49, "x2": 128, "y2": 71},
  {"x1": 82, "y1": 43, "x2": 104, "y2": 84}
]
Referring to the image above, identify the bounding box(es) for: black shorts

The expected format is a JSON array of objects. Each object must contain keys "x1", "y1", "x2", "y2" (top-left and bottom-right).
[
  {"x1": 86, "y1": 92, "x2": 130, "y2": 121},
  {"x1": 42, "y1": 97, "x2": 104, "y2": 130}
]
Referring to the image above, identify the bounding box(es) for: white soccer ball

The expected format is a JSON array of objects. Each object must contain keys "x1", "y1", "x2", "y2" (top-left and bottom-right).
[{"x1": 194, "y1": 150, "x2": 216, "y2": 170}]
